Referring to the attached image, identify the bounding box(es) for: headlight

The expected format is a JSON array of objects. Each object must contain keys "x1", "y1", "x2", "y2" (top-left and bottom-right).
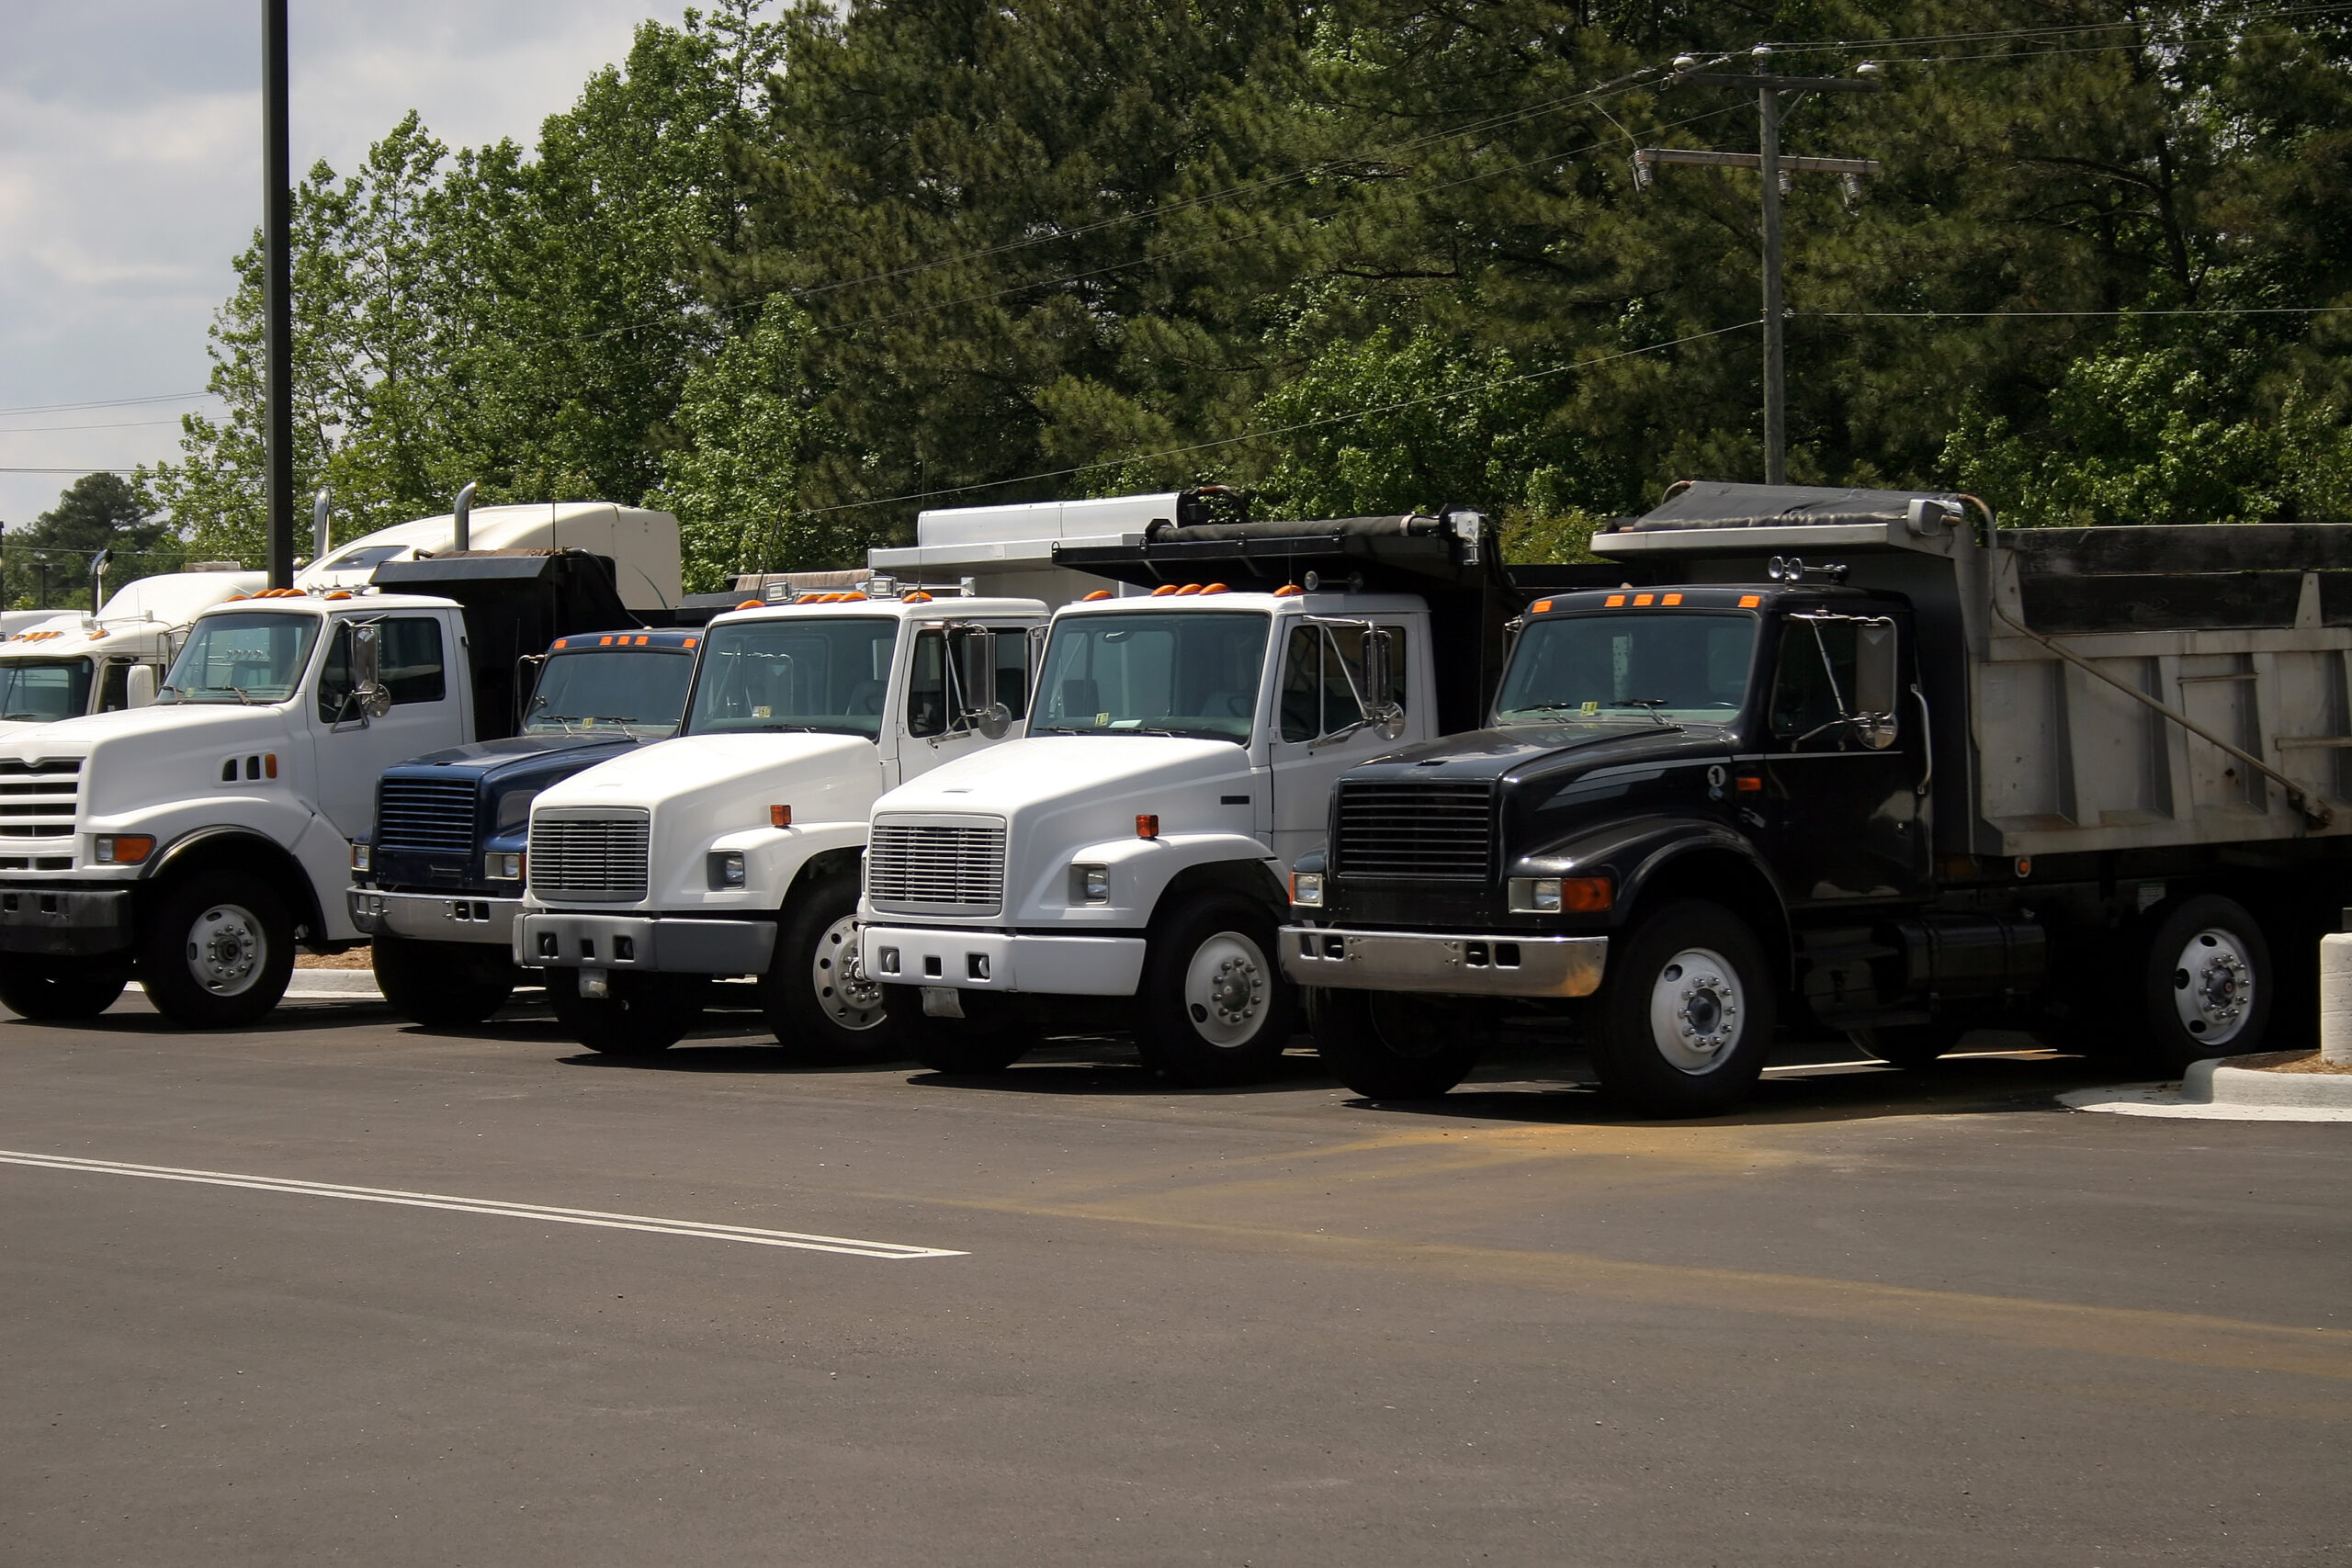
[
  {"x1": 1290, "y1": 871, "x2": 1324, "y2": 908},
  {"x1": 349, "y1": 840, "x2": 372, "y2": 874},
  {"x1": 485, "y1": 852, "x2": 522, "y2": 881},
  {"x1": 1071, "y1": 863, "x2": 1110, "y2": 905},
  {"x1": 1509, "y1": 875, "x2": 1611, "y2": 913},
  {"x1": 708, "y1": 850, "x2": 747, "y2": 890}
]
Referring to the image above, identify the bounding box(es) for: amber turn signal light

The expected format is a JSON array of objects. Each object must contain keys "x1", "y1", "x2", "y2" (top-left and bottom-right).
[
  {"x1": 1136, "y1": 814, "x2": 1159, "y2": 839},
  {"x1": 770, "y1": 804, "x2": 792, "y2": 828}
]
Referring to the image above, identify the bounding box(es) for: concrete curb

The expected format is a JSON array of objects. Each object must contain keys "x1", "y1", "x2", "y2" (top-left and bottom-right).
[
  {"x1": 284, "y1": 970, "x2": 383, "y2": 1000},
  {"x1": 2183, "y1": 1056, "x2": 2352, "y2": 1110}
]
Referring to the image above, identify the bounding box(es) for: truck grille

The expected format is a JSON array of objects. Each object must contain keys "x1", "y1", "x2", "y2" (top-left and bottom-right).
[
  {"x1": 866, "y1": 818, "x2": 1007, "y2": 915},
  {"x1": 528, "y1": 812, "x2": 650, "y2": 902},
  {"x1": 376, "y1": 777, "x2": 477, "y2": 855},
  {"x1": 1334, "y1": 780, "x2": 1494, "y2": 881},
  {"x1": 0, "y1": 757, "x2": 82, "y2": 840}
]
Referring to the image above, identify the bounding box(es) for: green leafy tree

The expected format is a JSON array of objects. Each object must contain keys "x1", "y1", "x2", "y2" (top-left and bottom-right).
[{"x1": 7, "y1": 473, "x2": 179, "y2": 609}]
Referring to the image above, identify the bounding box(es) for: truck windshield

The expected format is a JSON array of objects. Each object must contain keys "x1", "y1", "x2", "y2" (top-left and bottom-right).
[
  {"x1": 0, "y1": 658, "x2": 94, "y2": 722},
  {"x1": 1031, "y1": 611, "x2": 1271, "y2": 744},
  {"x1": 1495, "y1": 613, "x2": 1756, "y2": 724},
  {"x1": 160, "y1": 612, "x2": 322, "y2": 705},
  {"x1": 684, "y1": 617, "x2": 899, "y2": 739},
  {"x1": 526, "y1": 649, "x2": 695, "y2": 737}
]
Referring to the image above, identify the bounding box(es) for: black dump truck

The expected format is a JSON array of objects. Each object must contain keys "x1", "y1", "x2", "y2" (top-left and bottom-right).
[{"x1": 1283, "y1": 481, "x2": 2352, "y2": 1116}]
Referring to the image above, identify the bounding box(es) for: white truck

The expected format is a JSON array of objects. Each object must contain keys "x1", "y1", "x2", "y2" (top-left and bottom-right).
[
  {"x1": 0, "y1": 567, "x2": 264, "y2": 735},
  {"x1": 513, "y1": 590, "x2": 1050, "y2": 1057},
  {"x1": 854, "y1": 510, "x2": 1521, "y2": 1086},
  {"x1": 0, "y1": 502, "x2": 683, "y2": 1028}
]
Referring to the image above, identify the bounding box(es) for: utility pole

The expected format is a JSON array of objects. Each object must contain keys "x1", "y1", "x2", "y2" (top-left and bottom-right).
[
  {"x1": 262, "y1": 0, "x2": 294, "y2": 590},
  {"x1": 1636, "y1": 46, "x2": 1882, "y2": 485}
]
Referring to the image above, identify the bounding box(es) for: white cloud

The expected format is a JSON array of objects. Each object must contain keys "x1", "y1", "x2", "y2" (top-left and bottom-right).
[{"x1": 0, "y1": 0, "x2": 693, "y2": 536}]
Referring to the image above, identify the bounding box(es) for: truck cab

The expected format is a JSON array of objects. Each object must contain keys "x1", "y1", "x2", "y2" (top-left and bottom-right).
[
  {"x1": 347, "y1": 626, "x2": 704, "y2": 1028},
  {"x1": 0, "y1": 568, "x2": 265, "y2": 737},
  {"x1": 514, "y1": 592, "x2": 1049, "y2": 1059},
  {"x1": 856, "y1": 510, "x2": 1521, "y2": 1086}
]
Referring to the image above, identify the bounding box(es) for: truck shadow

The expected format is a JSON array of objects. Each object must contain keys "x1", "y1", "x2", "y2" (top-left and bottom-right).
[{"x1": 901, "y1": 1037, "x2": 1340, "y2": 1096}]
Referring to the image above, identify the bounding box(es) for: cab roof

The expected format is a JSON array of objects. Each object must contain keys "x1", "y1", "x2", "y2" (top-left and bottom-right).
[
  {"x1": 1524, "y1": 583, "x2": 1905, "y2": 616},
  {"x1": 706, "y1": 593, "x2": 1047, "y2": 630}
]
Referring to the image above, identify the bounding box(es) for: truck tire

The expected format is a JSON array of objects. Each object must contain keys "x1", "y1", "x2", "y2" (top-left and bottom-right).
[
  {"x1": 1847, "y1": 1023, "x2": 1963, "y2": 1070},
  {"x1": 1135, "y1": 894, "x2": 1296, "y2": 1088},
  {"x1": 890, "y1": 987, "x2": 1030, "y2": 1075},
  {"x1": 759, "y1": 874, "x2": 903, "y2": 1064},
  {"x1": 2142, "y1": 894, "x2": 2272, "y2": 1070},
  {"x1": 0, "y1": 953, "x2": 130, "y2": 1021},
  {"x1": 135, "y1": 872, "x2": 295, "y2": 1029},
  {"x1": 547, "y1": 968, "x2": 709, "y2": 1055},
  {"x1": 372, "y1": 933, "x2": 515, "y2": 1031},
  {"x1": 1307, "y1": 987, "x2": 1481, "y2": 1099},
  {"x1": 1589, "y1": 899, "x2": 1776, "y2": 1118}
]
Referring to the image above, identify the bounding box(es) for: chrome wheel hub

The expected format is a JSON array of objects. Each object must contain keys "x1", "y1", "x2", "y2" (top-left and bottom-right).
[
  {"x1": 187, "y1": 902, "x2": 266, "y2": 997},
  {"x1": 811, "y1": 914, "x2": 888, "y2": 1032},
  {"x1": 1646, "y1": 946, "x2": 1744, "y2": 1075},
  {"x1": 1184, "y1": 931, "x2": 1269, "y2": 1048},
  {"x1": 2172, "y1": 928, "x2": 2254, "y2": 1046}
]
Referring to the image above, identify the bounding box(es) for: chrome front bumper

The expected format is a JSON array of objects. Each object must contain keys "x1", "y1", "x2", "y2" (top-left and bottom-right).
[
  {"x1": 1279, "y1": 926, "x2": 1608, "y2": 998},
  {"x1": 513, "y1": 909, "x2": 776, "y2": 976},
  {"x1": 859, "y1": 924, "x2": 1147, "y2": 997},
  {"x1": 349, "y1": 888, "x2": 519, "y2": 945}
]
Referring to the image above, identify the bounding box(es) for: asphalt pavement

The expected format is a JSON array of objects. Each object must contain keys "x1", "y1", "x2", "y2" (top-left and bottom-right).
[{"x1": 1, "y1": 991, "x2": 2346, "y2": 1566}]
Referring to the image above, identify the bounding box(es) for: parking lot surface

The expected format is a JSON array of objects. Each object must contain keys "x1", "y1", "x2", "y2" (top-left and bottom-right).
[{"x1": 2, "y1": 994, "x2": 2346, "y2": 1565}]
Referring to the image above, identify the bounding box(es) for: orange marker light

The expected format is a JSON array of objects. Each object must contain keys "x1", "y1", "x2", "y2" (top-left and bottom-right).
[
  {"x1": 1662, "y1": 592, "x2": 1683, "y2": 606},
  {"x1": 1173, "y1": 583, "x2": 1203, "y2": 596},
  {"x1": 771, "y1": 805, "x2": 792, "y2": 829},
  {"x1": 554, "y1": 638, "x2": 569, "y2": 649},
  {"x1": 736, "y1": 600, "x2": 763, "y2": 610},
  {"x1": 1273, "y1": 584, "x2": 1303, "y2": 597},
  {"x1": 1736, "y1": 774, "x2": 1763, "y2": 793},
  {"x1": 1150, "y1": 584, "x2": 1181, "y2": 596},
  {"x1": 1604, "y1": 594, "x2": 1626, "y2": 608},
  {"x1": 1559, "y1": 877, "x2": 1613, "y2": 912},
  {"x1": 599, "y1": 636, "x2": 614, "y2": 646},
  {"x1": 904, "y1": 591, "x2": 934, "y2": 603},
  {"x1": 1738, "y1": 594, "x2": 1762, "y2": 608},
  {"x1": 1199, "y1": 582, "x2": 1229, "y2": 595},
  {"x1": 1136, "y1": 814, "x2": 1160, "y2": 840},
  {"x1": 1082, "y1": 589, "x2": 1113, "y2": 601},
  {"x1": 1634, "y1": 593, "x2": 1655, "y2": 607},
  {"x1": 684, "y1": 637, "x2": 697, "y2": 649},
  {"x1": 264, "y1": 753, "x2": 277, "y2": 779},
  {"x1": 1530, "y1": 599, "x2": 1553, "y2": 615}
]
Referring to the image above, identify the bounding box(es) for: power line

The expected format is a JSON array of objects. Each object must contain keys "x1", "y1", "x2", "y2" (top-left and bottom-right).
[
  {"x1": 799, "y1": 320, "x2": 1763, "y2": 519},
  {"x1": 0, "y1": 392, "x2": 219, "y2": 418},
  {"x1": 0, "y1": 467, "x2": 144, "y2": 476},
  {"x1": 0, "y1": 418, "x2": 191, "y2": 434},
  {"x1": 1806, "y1": 306, "x2": 2352, "y2": 318}
]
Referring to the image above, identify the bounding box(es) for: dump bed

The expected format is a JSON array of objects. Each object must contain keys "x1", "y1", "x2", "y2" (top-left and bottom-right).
[{"x1": 1592, "y1": 481, "x2": 2352, "y2": 859}]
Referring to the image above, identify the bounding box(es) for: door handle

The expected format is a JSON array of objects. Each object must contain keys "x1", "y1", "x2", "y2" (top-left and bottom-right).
[{"x1": 1910, "y1": 684, "x2": 1933, "y2": 797}]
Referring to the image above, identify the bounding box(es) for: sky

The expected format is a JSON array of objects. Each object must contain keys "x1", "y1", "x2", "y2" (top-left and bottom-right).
[{"x1": 0, "y1": 0, "x2": 693, "y2": 533}]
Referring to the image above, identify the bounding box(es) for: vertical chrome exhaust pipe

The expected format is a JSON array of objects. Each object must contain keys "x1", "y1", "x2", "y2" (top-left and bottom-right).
[{"x1": 453, "y1": 481, "x2": 477, "y2": 553}]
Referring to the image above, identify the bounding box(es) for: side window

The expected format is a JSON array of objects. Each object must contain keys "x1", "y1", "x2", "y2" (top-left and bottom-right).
[
  {"x1": 96, "y1": 660, "x2": 130, "y2": 714},
  {"x1": 1770, "y1": 618, "x2": 1858, "y2": 746},
  {"x1": 906, "y1": 629, "x2": 949, "y2": 738},
  {"x1": 994, "y1": 627, "x2": 1031, "y2": 721},
  {"x1": 318, "y1": 623, "x2": 355, "y2": 722},
  {"x1": 1280, "y1": 624, "x2": 1407, "y2": 742},
  {"x1": 381, "y1": 617, "x2": 446, "y2": 705}
]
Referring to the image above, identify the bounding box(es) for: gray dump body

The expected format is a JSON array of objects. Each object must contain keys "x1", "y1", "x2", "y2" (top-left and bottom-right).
[{"x1": 1593, "y1": 481, "x2": 2352, "y2": 861}]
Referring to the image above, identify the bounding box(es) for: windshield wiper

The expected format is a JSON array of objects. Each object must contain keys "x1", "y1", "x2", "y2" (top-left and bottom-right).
[{"x1": 1610, "y1": 699, "x2": 1675, "y2": 728}]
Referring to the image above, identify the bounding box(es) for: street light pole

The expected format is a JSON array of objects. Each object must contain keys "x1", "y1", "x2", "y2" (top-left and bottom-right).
[
  {"x1": 262, "y1": 0, "x2": 294, "y2": 591},
  {"x1": 1640, "y1": 47, "x2": 1882, "y2": 486}
]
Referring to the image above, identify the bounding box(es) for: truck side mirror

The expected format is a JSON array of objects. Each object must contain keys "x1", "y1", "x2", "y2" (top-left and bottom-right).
[
  {"x1": 126, "y1": 665, "x2": 158, "y2": 709},
  {"x1": 956, "y1": 626, "x2": 1011, "y2": 739},
  {"x1": 1364, "y1": 626, "x2": 1405, "y2": 739},
  {"x1": 351, "y1": 622, "x2": 392, "y2": 720},
  {"x1": 1852, "y1": 620, "x2": 1899, "y2": 750}
]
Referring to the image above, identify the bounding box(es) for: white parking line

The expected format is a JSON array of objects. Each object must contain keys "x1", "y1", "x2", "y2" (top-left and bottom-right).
[{"x1": 0, "y1": 1150, "x2": 965, "y2": 1259}]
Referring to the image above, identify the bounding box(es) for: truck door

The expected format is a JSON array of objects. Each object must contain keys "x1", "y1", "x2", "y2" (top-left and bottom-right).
[
  {"x1": 1267, "y1": 619, "x2": 1408, "y2": 868},
  {"x1": 1758, "y1": 612, "x2": 1928, "y2": 904},
  {"x1": 309, "y1": 614, "x2": 462, "y2": 842}
]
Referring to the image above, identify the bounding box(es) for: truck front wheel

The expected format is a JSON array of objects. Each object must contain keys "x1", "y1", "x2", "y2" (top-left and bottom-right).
[
  {"x1": 1136, "y1": 895, "x2": 1295, "y2": 1087},
  {"x1": 1308, "y1": 987, "x2": 1481, "y2": 1099},
  {"x1": 1589, "y1": 900, "x2": 1776, "y2": 1118},
  {"x1": 0, "y1": 953, "x2": 130, "y2": 1021},
  {"x1": 547, "y1": 969, "x2": 709, "y2": 1055},
  {"x1": 373, "y1": 933, "x2": 515, "y2": 1031},
  {"x1": 760, "y1": 874, "x2": 903, "y2": 1064},
  {"x1": 2142, "y1": 894, "x2": 2272, "y2": 1070},
  {"x1": 136, "y1": 873, "x2": 295, "y2": 1029}
]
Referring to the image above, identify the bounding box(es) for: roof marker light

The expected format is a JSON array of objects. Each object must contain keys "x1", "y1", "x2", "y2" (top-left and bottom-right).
[
  {"x1": 1150, "y1": 584, "x2": 1181, "y2": 597},
  {"x1": 1662, "y1": 592, "x2": 1683, "y2": 605},
  {"x1": 1199, "y1": 582, "x2": 1229, "y2": 595},
  {"x1": 1634, "y1": 593, "x2": 1655, "y2": 606},
  {"x1": 904, "y1": 591, "x2": 934, "y2": 603},
  {"x1": 1605, "y1": 594, "x2": 1626, "y2": 608},
  {"x1": 736, "y1": 600, "x2": 763, "y2": 610},
  {"x1": 1530, "y1": 599, "x2": 1553, "y2": 615},
  {"x1": 1082, "y1": 589, "x2": 1113, "y2": 601},
  {"x1": 1173, "y1": 583, "x2": 1203, "y2": 597},
  {"x1": 1273, "y1": 584, "x2": 1303, "y2": 598},
  {"x1": 1738, "y1": 594, "x2": 1762, "y2": 608}
]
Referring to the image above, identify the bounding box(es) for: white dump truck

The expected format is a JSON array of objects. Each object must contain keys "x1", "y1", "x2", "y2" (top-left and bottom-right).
[
  {"x1": 513, "y1": 590, "x2": 1050, "y2": 1056},
  {"x1": 0, "y1": 501, "x2": 681, "y2": 1028},
  {"x1": 0, "y1": 567, "x2": 265, "y2": 735},
  {"x1": 854, "y1": 510, "x2": 1532, "y2": 1085}
]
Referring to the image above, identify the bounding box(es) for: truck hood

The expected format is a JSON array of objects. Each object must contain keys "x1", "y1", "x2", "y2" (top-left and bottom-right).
[
  {"x1": 879, "y1": 734, "x2": 1248, "y2": 818},
  {"x1": 394, "y1": 730, "x2": 649, "y2": 782},
  {"x1": 0, "y1": 700, "x2": 301, "y2": 822},
  {"x1": 1345, "y1": 721, "x2": 1736, "y2": 786},
  {"x1": 535, "y1": 730, "x2": 876, "y2": 818}
]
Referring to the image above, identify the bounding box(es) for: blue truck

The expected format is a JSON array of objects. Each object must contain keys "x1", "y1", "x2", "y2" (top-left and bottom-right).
[{"x1": 348, "y1": 626, "x2": 705, "y2": 1027}]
